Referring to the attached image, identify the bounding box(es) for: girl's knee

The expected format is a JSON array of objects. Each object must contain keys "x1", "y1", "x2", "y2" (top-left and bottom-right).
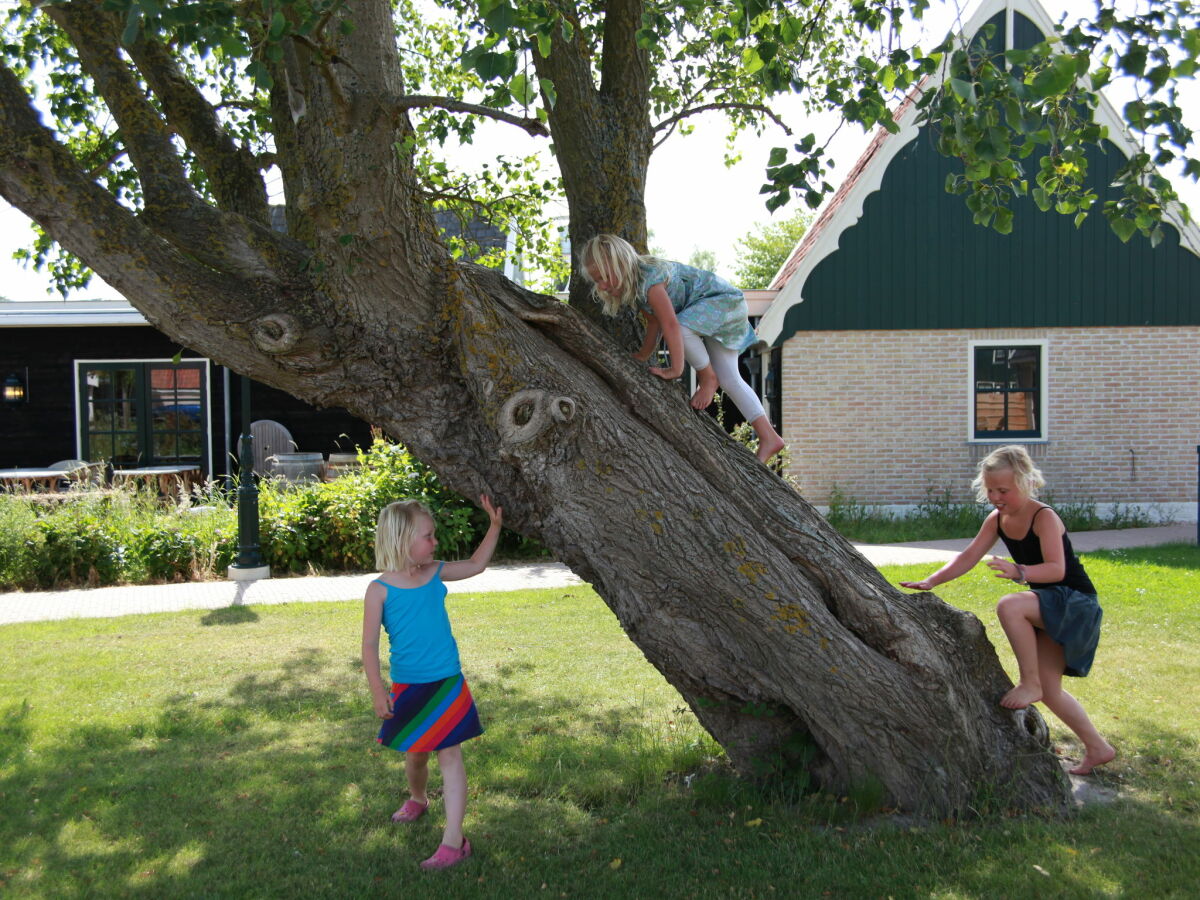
[{"x1": 995, "y1": 593, "x2": 1022, "y2": 618}]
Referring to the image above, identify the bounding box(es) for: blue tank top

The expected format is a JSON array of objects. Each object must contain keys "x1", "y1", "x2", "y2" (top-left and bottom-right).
[{"x1": 376, "y1": 563, "x2": 462, "y2": 683}]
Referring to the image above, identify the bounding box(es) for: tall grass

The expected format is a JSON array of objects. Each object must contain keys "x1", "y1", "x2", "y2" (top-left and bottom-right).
[
  {"x1": 824, "y1": 485, "x2": 1169, "y2": 543},
  {"x1": 1, "y1": 545, "x2": 1198, "y2": 898}
]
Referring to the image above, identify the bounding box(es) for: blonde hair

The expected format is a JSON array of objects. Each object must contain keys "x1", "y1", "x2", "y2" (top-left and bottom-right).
[
  {"x1": 375, "y1": 500, "x2": 434, "y2": 571},
  {"x1": 972, "y1": 445, "x2": 1046, "y2": 502},
  {"x1": 578, "y1": 234, "x2": 665, "y2": 316}
]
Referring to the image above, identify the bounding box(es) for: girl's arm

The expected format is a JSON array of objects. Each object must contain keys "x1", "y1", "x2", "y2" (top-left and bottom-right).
[
  {"x1": 441, "y1": 495, "x2": 504, "y2": 582},
  {"x1": 899, "y1": 513, "x2": 1000, "y2": 590},
  {"x1": 985, "y1": 506, "x2": 1067, "y2": 584},
  {"x1": 633, "y1": 310, "x2": 662, "y2": 362},
  {"x1": 645, "y1": 283, "x2": 684, "y2": 379},
  {"x1": 361, "y1": 583, "x2": 393, "y2": 719}
]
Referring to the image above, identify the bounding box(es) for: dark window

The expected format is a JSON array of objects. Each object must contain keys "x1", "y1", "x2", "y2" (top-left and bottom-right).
[
  {"x1": 973, "y1": 345, "x2": 1041, "y2": 439},
  {"x1": 79, "y1": 361, "x2": 208, "y2": 469}
]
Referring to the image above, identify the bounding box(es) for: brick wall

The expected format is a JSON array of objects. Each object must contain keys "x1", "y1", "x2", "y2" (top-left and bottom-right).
[{"x1": 779, "y1": 326, "x2": 1200, "y2": 511}]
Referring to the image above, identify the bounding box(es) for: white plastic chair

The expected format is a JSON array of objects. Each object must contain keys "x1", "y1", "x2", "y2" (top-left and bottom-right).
[{"x1": 249, "y1": 420, "x2": 296, "y2": 476}]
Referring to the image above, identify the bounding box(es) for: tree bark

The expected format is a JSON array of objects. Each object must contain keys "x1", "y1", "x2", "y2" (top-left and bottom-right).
[{"x1": 0, "y1": 0, "x2": 1070, "y2": 816}]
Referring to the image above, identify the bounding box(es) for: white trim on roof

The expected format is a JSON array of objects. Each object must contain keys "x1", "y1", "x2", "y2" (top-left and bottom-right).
[
  {"x1": 0, "y1": 300, "x2": 148, "y2": 327},
  {"x1": 756, "y1": 0, "x2": 1200, "y2": 348}
]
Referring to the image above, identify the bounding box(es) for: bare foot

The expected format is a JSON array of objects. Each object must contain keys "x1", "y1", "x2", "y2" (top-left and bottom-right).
[
  {"x1": 1068, "y1": 742, "x2": 1116, "y2": 775},
  {"x1": 690, "y1": 374, "x2": 718, "y2": 410},
  {"x1": 756, "y1": 435, "x2": 785, "y2": 463},
  {"x1": 1000, "y1": 682, "x2": 1042, "y2": 709}
]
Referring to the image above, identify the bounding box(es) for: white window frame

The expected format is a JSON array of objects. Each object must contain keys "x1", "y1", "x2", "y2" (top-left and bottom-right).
[{"x1": 966, "y1": 339, "x2": 1048, "y2": 443}]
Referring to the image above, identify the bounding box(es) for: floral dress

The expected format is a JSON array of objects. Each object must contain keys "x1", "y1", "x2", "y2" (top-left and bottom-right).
[{"x1": 639, "y1": 260, "x2": 756, "y2": 353}]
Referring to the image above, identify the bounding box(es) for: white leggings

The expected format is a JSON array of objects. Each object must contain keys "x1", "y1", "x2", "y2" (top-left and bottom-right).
[{"x1": 680, "y1": 326, "x2": 766, "y2": 422}]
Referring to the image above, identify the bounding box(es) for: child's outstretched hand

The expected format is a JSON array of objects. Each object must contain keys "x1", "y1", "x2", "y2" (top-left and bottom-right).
[
  {"x1": 899, "y1": 579, "x2": 934, "y2": 591},
  {"x1": 985, "y1": 555, "x2": 1020, "y2": 581},
  {"x1": 480, "y1": 494, "x2": 503, "y2": 529}
]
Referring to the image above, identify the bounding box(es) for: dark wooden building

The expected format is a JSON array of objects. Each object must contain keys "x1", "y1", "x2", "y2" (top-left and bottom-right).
[{"x1": 0, "y1": 300, "x2": 371, "y2": 475}]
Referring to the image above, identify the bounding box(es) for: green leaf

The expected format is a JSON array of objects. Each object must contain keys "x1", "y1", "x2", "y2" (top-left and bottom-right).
[
  {"x1": 741, "y1": 46, "x2": 764, "y2": 75},
  {"x1": 1110, "y1": 216, "x2": 1137, "y2": 243},
  {"x1": 1120, "y1": 44, "x2": 1148, "y2": 78},
  {"x1": 949, "y1": 77, "x2": 976, "y2": 105},
  {"x1": 539, "y1": 78, "x2": 556, "y2": 109},
  {"x1": 121, "y1": 6, "x2": 142, "y2": 46},
  {"x1": 474, "y1": 51, "x2": 513, "y2": 81},
  {"x1": 1031, "y1": 55, "x2": 1077, "y2": 97},
  {"x1": 994, "y1": 206, "x2": 1013, "y2": 234},
  {"x1": 537, "y1": 31, "x2": 552, "y2": 58},
  {"x1": 1032, "y1": 187, "x2": 1051, "y2": 211},
  {"x1": 483, "y1": 2, "x2": 515, "y2": 36},
  {"x1": 269, "y1": 11, "x2": 287, "y2": 40},
  {"x1": 635, "y1": 27, "x2": 658, "y2": 49},
  {"x1": 767, "y1": 146, "x2": 787, "y2": 167},
  {"x1": 1074, "y1": 211, "x2": 1088, "y2": 229},
  {"x1": 509, "y1": 73, "x2": 536, "y2": 106},
  {"x1": 245, "y1": 60, "x2": 273, "y2": 90}
]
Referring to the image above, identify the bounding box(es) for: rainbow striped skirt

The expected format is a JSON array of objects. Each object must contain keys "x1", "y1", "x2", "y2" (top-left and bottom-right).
[{"x1": 376, "y1": 672, "x2": 484, "y2": 753}]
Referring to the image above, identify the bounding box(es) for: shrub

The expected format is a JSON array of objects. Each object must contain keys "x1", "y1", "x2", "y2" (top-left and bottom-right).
[
  {"x1": 0, "y1": 435, "x2": 535, "y2": 591},
  {"x1": 257, "y1": 438, "x2": 481, "y2": 574}
]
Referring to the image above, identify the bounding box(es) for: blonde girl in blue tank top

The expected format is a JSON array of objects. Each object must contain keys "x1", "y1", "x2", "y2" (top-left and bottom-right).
[{"x1": 361, "y1": 494, "x2": 502, "y2": 870}]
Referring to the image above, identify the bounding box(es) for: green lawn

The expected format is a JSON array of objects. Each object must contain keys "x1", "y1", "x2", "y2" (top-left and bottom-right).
[{"x1": 1, "y1": 545, "x2": 1197, "y2": 898}]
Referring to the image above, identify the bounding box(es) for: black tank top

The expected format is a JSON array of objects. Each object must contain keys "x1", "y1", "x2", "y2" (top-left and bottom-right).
[{"x1": 997, "y1": 506, "x2": 1096, "y2": 595}]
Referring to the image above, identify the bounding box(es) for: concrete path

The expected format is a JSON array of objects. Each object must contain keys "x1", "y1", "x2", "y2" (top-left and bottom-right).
[{"x1": 0, "y1": 524, "x2": 1193, "y2": 626}]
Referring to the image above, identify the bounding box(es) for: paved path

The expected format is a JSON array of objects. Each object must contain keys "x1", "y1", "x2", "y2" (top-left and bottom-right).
[{"x1": 0, "y1": 525, "x2": 1192, "y2": 626}]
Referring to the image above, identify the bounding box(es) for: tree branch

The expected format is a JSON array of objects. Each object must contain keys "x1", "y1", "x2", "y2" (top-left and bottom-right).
[
  {"x1": 44, "y1": 2, "x2": 201, "y2": 217},
  {"x1": 124, "y1": 31, "x2": 270, "y2": 222},
  {"x1": 390, "y1": 95, "x2": 550, "y2": 137},
  {"x1": 598, "y1": 0, "x2": 649, "y2": 101},
  {"x1": 0, "y1": 60, "x2": 256, "y2": 316},
  {"x1": 652, "y1": 101, "x2": 792, "y2": 146},
  {"x1": 40, "y1": 2, "x2": 301, "y2": 281}
]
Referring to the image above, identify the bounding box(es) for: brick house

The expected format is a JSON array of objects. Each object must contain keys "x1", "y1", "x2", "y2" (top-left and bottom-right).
[{"x1": 755, "y1": 0, "x2": 1200, "y2": 520}]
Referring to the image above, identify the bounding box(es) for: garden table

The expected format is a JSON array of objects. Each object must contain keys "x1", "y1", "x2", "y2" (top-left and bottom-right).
[
  {"x1": 0, "y1": 467, "x2": 64, "y2": 491},
  {"x1": 111, "y1": 465, "x2": 202, "y2": 496}
]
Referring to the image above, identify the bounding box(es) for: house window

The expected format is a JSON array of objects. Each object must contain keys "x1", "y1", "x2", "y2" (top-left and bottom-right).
[
  {"x1": 970, "y1": 343, "x2": 1044, "y2": 440},
  {"x1": 78, "y1": 360, "x2": 209, "y2": 469}
]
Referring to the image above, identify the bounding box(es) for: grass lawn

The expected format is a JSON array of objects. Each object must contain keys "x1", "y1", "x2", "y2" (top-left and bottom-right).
[{"x1": 1, "y1": 544, "x2": 1197, "y2": 898}]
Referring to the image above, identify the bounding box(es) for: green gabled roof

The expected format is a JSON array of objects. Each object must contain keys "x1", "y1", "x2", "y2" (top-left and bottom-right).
[{"x1": 757, "y1": 0, "x2": 1200, "y2": 345}]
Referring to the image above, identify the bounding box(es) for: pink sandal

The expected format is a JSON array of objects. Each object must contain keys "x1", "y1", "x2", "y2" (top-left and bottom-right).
[
  {"x1": 420, "y1": 838, "x2": 472, "y2": 870},
  {"x1": 391, "y1": 799, "x2": 428, "y2": 823}
]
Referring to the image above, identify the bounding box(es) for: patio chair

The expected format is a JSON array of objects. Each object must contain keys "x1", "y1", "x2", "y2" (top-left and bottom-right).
[
  {"x1": 249, "y1": 420, "x2": 296, "y2": 476},
  {"x1": 47, "y1": 459, "x2": 95, "y2": 490}
]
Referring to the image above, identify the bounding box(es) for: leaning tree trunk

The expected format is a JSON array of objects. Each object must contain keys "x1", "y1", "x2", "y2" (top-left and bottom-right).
[{"x1": 0, "y1": 0, "x2": 1070, "y2": 816}]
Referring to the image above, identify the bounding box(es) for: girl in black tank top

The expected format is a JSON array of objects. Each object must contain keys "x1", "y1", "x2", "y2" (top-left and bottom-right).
[
  {"x1": 898, "y1": 445, "x2": 1114, "y2": 775},
  {"x1": 997, "y1": 506, "x2": 1096, "y2": 595}
]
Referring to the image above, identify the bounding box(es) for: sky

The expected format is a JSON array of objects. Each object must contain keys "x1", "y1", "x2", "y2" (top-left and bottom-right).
[{"x1": 2, "y1": 0, "x2": 1198, "y2": 297}]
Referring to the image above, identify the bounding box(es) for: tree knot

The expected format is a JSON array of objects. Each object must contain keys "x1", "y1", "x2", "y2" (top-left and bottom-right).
[
  {"x1": 251, "y1": 313, "x2": 301, "y2": 353},
  {"x1": 497, "y1": 389, "x2": 578, "y2": 446}
]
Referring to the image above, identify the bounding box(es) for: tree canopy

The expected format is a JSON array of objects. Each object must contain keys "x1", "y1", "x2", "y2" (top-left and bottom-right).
[{"x1": 732, "y1": 209, "x2": 813, "y2": 289}]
